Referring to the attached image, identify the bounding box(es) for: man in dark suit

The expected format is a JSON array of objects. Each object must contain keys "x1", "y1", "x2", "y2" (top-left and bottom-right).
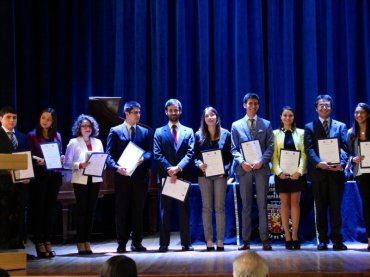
[
  {"x1": 106, "y1": 101, "x2": 152, "y2": 253},
  {"x1": 304, "y1": 94, "x2": 348, "y2": 251},
  {"x1": 0, "y1": 106, "x2": 29, "y2": 250},
  {"x1": 231, "y1": 93, "x2": 274, "y2": 251},
  {"x1": 153, "y1": 98, "x2": 195, "y2": 252}
]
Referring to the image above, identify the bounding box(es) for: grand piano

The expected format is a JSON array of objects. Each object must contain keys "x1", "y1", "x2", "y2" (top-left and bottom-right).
[{"x1": 57, "y1": 97, "x2": 158, "y2": 241}]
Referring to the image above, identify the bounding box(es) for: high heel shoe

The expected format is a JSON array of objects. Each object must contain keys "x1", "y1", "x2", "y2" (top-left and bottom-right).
[
  {"x1": 77, "y1": 242, "x2": 87, "y2": 255},
  {"x1": 292, "y1": 240, "x2": 301, "y2": 250},
  {"x1": 44, "y1": 241, "x2": 56, "y2": 257},
  {"x1": 85, "y1": 242, "x2": 93, "y2": 255},
  {"x1": 35, "y1": 243, "x2": 50, "y2": 258},
  {"x1": 285, "y1": 240, "x2": 293, "y2": 250}
]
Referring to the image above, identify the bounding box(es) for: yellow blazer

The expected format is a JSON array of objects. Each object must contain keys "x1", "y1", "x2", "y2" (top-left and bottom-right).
[{"x1": 272, "y1": 128, "x2": 307, "y2": 176}]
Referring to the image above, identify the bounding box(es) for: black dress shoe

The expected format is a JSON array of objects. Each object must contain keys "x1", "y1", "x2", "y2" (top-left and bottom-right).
[
  {"x1": 131, "y1": 244, "x2": 147, "y2": 252},
  {"x1": 333, "y1": 242, "x2": 347, "y2": 251},
  {"x1": 182, "y1": 245, "x2": 194, "y2": 251},
  {"x1": 317, "y1": 242, "x2": 328, "y2": 250},
  {"x1": 117, "y1": 243, "x2": 126, "y2": 253},
  {"x1": 262, "y1": 240, "x2": 272, "y2": 251},
  {"x1": 206, "y1": 246, "x2": 215, "y2": 251},
  {"x1": 292, "y1": 240, "x2": 301, "y2": 250},
  {"x1": 159, "y1": 245, "x2": 168, "y2": 252},
  {"x1": 285, "y1": 240, "x2": 293, "y2": 250},
  {"x1": 238, "y1": 241, "x2": 250, "y2": 250},
  {"x1": 367, "y1": 246, "x2": 370, "y2": 251},
  {"x1": 216, "y1": 246, "x2": 224, "y2": 251}
]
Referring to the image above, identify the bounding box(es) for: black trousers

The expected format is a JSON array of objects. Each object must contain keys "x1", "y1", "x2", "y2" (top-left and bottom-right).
[
  {"x1": 73, "y1": 179, "x2": 100, "y2": 242},
  {"x1": 312, "y1": 172, "x2": 345, "y2": 244},
  {"x1": 29, "y1": 171, "x2": 61, "y2": 243},
  {"x1": 355, "y1": 174, "x2": 370, "y2": 238}
]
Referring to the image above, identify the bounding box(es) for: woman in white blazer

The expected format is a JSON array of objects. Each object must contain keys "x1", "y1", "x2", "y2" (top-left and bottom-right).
[
  {"x1": 272, "y1": 106, "x2": 307, "y2": 250},
  {"x1": 64, "y1": 114, "x2": 104, "y2": 255}
]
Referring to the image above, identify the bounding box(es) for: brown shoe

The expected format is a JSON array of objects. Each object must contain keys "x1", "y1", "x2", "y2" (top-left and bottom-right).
[
  {"x1": 238, "y1": 241, "x2": 250, "y2": 250},
  {"x1": 262, "y1": 240, "x2": 272, "y2": 251}
]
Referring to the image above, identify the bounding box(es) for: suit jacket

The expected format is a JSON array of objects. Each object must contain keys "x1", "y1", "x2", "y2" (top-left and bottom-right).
[
  {"x1": 106, "y1": 123, "x2": 152, "y2": 180},
  {"x1": 153, "y1": 123, "x2": 194, "y2": 181},
  {"x1": 304, "y1": 118, "x2": 348, "y2": 182},
  {"x1": 64, "y1": 136, "x2": 104, "y2": 184},
  {"x1": 194, "y1": 128, "x2": 232, "y2": 177},
  {"x1": 272, "y1": 128, "x2": 307, "y2": 176},
  {"x1": 231, "y1": 116, "x2": 274, "y2": 176}
]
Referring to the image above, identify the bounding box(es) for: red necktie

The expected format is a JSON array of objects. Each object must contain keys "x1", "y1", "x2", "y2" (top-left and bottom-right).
[{"x1": 172, "y1": 125, "x2": 178, "y2": 145}]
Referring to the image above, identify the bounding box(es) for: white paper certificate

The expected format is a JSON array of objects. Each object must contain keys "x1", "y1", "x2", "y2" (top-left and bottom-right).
[
  {"x1": 161, "y1": 176, "x2": 190, "y2": 202},
  {"x1": 318, "y1": 138, "x2": 340, "y2": 164},
  {"x1": 83, "y1": 152, "x2": 108, "y2": 177},
  {"x1": 117, "y1": 141, "x2": 145, "y2": 176},
  {"x1": 201, "y1": 149, "x2": 225, "y2": 177},
  {"x1": 241, "y1": 140, "x2": 262, "y2": 164},
  {"x1": 12, "y1": 151, "x2": 35, "y2": 182},
  {"x1": 359, "y1": 141, "x2": 370, "y2": 168},
  {"x1": 279, "y1": 149, "x2": 300, "y2": 175},
  {"x1": 40, "y1": 142, "x2": 63, "y2": 169}
]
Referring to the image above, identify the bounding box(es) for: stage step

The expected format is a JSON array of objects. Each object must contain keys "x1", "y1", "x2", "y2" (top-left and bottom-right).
[{"x1": 0, "y1": 250, "x2": 27, "y2": 271}]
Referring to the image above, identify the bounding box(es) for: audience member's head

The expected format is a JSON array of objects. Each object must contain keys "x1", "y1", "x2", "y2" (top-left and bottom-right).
[
  {"x1": 233, "y1": 251, "x2": 269, "y2": 277},
  {"x1": 99, "y1": 255, "x2": 137, "y2": 277},
  {"x1": 0, "y1": 268, "x2": 10, "y2": 277}
]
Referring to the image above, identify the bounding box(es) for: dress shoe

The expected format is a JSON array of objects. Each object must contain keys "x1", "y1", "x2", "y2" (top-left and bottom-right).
[
  {"x1": 317, "y1": 242, "x2": 328, "y2": 250},
  {"x1": 206, "y1": 246, "x2": 215, "y2": 251},
  {"x1": 333, "y1": 242, "x2": 347, "y2": 251},
  {"x1": 117, "y1": 243, "x2": 126, "y2": 253},
  {"x1": 292, "y1": 240, "x2": 301, "y2": 250},
  {"x1": 238, "y1": 241, "x2": 250, "y2": 250},
  {"x1": 182, "y1": 245, "x2": 194, "y2": 251},
  {"x1": 216, "y1": 246, "x2": 224, "y2": 252},
  {"x1": 44, "y1": 242, "x2": 56, "y2": 257},
  {"x1": 262, "y1": 240, "x2": 272, "y2": 251},
  {"x1": 131, "y1": 244, "x2": 147, "y2": 252},
  {"x1": 159, "y1": 245, "x2": 168, "y2": 252},
  {"x1": 285, "y1": 240, "x2": 293, "y2": 250}
]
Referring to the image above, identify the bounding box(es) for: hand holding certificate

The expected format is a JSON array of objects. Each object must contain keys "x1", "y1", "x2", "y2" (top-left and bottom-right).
[
  {"x1": 40, "y1": 142, "x2": 63, "y2": 169},
  {"x1": 279, "y1": 149, "x2": 300, "y2": 175},
  {"x1": 201, "y1": 149, "x2": 225, "y2": 177},
  {"x1": 318, "y1": 138, "x2": 340, "y2": 164},
  {"x1": 241, "y1": 140, "x2": 262, "y2": 164},
  {"x1": 359, "y1": 141, "x2": 370, "y2": 168},
  {"x1": 117, "y1": 141, "x2": 145, "y2": 176},
  {"x1": 12, "y1": 151, "x2": 35, "y2": 183},
  {"x1": 161, "y1": 176, "x2": 190, "y2": 202},
  {"x1": 83, "y1": 152, "x2": 108, "y2": 177}
]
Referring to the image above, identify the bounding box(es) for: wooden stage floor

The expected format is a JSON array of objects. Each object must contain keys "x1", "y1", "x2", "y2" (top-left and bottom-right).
[{"x1": 8, "y1": 234, "x2": 370, "y2": 277}]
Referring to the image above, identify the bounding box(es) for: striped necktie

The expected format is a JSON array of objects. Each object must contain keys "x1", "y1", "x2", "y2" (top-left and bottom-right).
[
  {"x1": 249, "y1": 119, "x2": 255, "y2": 137},
  {"x1": 7, "y1": 132, "x2": 17, "y2": 150},
  {"x1": 323, "y1": 120, "x2": 329, "y2": 137}
]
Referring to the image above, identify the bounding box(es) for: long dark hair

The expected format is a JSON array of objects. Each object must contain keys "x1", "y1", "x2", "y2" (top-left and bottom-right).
[
  {"x1": 279, "y1": 106, "x2": 296, "y2": 131},
  {"x1": 36, "y1": 108, "x2": 58, "y2": 139},
  {"x1": 199, "y1": 106, "x2": 221, "y2": 144},
  {"x1": 351, "y1": 102, "x2": 370, "y2": 139}
]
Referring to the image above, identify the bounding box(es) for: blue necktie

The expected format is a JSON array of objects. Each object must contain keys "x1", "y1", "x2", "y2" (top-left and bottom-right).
[
  {"x1": 8, "y1": 132, "x2": 17, "y2": 150},
  {"x1": 130, "y1": 126, "x2": 136, "y2": 142}
]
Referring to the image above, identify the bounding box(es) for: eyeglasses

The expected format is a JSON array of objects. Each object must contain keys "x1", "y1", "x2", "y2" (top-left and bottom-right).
[
  {"x1": 81, "y1": 125, "x2": 92, "y2": 128},
  {"x1": 130, "y1": 111, "x2": 141, "y2": 114},
  {"x1": 318, "y1": 104, "x2": 331, "y2": 108}
]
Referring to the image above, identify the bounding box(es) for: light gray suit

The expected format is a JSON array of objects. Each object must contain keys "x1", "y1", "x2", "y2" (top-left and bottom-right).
[{"x1": 231, "y1": 116, "x2": 274, "y2": 241}]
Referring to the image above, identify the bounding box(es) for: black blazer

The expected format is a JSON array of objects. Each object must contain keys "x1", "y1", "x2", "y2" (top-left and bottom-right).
[{"x1": 304, "y1": 118, "x2": 348, "y2": 182}]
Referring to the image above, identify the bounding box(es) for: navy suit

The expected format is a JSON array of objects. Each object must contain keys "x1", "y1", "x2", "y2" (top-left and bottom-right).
[
  {"x1": 106, "y1": 123, "x2": 152, "y2": 246},
  {"x1": 304, "y1": 118, "x2": 347, "y2": 244},
  {"x1": 153, "y1": 123, "x2": 194, "y2": 247},
  {"x1": 231, "y1": 116, "x2": 274, "y2": 242},
  {"x1": 0, "y1": 127, "x2": 28, "y2": 249}
]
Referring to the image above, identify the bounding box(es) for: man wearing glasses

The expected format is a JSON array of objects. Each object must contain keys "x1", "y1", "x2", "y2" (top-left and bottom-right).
[
  {"x1": 304, "y1": 94, "x2": 348, "y2": 251},
  {"x1": 106, "y1": 101, "x2": 152, "y2": 253}
]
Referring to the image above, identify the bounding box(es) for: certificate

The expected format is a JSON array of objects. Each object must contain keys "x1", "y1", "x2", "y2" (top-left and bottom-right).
[
  {"x1": 117, "y1": 141, "x2": 145, "y2": 176},
  {"x1": 359, "y1": 141, "x2": 370, "y2": 168},
  {"x1": 83, "y1": 152, "x2": 108, "y2": 177},
  {"x1": 201, "y1": 149, "x2": 225, "y2": 177},
  {"x1": 318, "y1": 138, "x2": 340, "y2": 164},
  {"x1": 279, "y1": 149, "x2": 300, "y2": 175},
  {"x1": 11, "y1": 151, "x2": 35, "y2": 182},
  {"x1": 40, "y1": 142, "x2": 63, "y2": 169},
  {"x1": 161, "y1": 176, "x2": 190, "y2": 202},
  {"x1": 241, "y1": 140, "x2": 262, "y2": 164}
]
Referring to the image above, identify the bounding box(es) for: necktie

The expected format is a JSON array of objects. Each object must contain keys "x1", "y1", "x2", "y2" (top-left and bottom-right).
[
  {"x1": 323, "y1": 120, "x2": 329, "y2": 137},
  {"x1": 249, "y1": 119, "x2": 255, "y2": 137},
  {"x1": 8, "y1": 132, "x2": 17, "y2": 150},
  {"x1": 130, "y1": 126, "x2": 136, "y2": 142},
  {"x1": 171, "y1": 125, "x2": 178, "y2": 145}
]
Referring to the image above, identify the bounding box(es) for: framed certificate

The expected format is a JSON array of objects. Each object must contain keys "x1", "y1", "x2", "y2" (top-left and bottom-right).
[
  {"x1": 11, "y1": 151, "x2": 35, "y2": 183},
  {"x1": 40, "y1": 142, "x2": 63, "y2": 169},
  {"x1": 117, "y1": 141, "x2": 145, "y2": 176},
  {"x1": 201, "y1": 149, "x2": 225, "y2": 177},
  {"x1": 359, "y1": 141, "x2": 370, "y2": 168},
  {"x1": 279, "y1": 149, "x2": 300, "y2": 175},
  {"x1": 241, "y1": 140, "x2": 262, "y2": 164},
  {"x1": 318, "y1": 138, "x2": 340, "y2": 165},
  {"x1": 83, "y1": 152, "x2": 108, "y2": 177},
  {"x1": 161, "y1": 176, "x2": 190, "y2": 202}
]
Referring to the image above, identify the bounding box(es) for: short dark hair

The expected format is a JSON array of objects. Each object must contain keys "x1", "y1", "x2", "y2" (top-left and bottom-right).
[
  {"x1": 0, "y1": 106, "x2": 17, "y2": 116},
  {"x1": 314, "y1": 94, "x2": 333, "y2": 108},
  {"x1": 71, "y1": 114, "x2": 100, "y2": 137},
  {"x1": 243, "y1": 93, "x2": 259, "y2": 104},
  {"x1": 165, "y1": 99, "x2": 182, "y2": 111},
  {"x1": 124, "y1": 101, "x2": 141, "y2": 114},
  {"x1": 99, "y1": 255, "x2": 137, "y2": 277}
]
